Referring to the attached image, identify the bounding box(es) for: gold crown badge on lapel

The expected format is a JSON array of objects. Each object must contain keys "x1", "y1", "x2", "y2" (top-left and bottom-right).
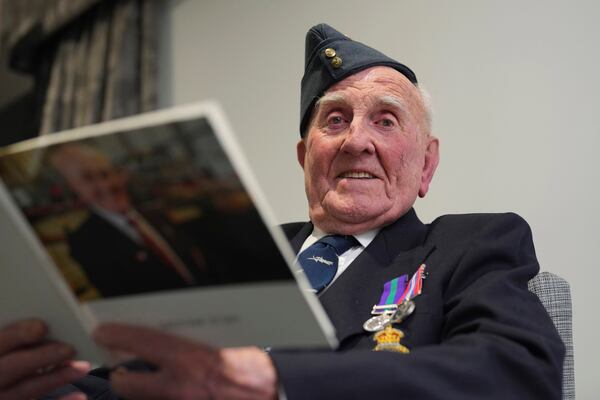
[{"x1": 373, "y1": 325, "x2": 409, "y2": 353}]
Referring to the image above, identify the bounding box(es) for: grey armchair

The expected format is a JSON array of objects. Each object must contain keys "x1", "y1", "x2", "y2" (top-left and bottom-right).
[{"x1": 528, "y1": 272, "x2": 575, "y2": 400}]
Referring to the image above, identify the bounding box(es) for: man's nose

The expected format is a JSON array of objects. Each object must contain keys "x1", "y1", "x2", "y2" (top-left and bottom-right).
[{"x1": 340, "y1": 118, "x2": 376, "y2": 155}]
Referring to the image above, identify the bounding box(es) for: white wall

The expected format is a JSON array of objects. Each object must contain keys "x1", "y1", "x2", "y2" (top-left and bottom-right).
[{"x1": 165, "y1": 1, "x2": 600, "y2": 397}]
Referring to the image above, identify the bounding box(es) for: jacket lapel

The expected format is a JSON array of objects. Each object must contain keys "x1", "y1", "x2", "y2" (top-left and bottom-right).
[
  {"x1": 317, "y1": 209, "x2": 436, "y2": 343},
  {"x1": 287, "y1": 222, "x2": 314, "y2": 254}
]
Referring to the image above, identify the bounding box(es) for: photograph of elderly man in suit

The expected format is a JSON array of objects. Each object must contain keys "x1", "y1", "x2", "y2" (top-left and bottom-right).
[{"x1": 49, "y1": 143, "x2": 209, "y2": 298}]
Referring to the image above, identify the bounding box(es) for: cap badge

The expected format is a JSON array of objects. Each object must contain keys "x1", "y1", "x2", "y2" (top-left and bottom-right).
[{"x1": 331, "y1": 56, "x2": 343, "y2": 69}]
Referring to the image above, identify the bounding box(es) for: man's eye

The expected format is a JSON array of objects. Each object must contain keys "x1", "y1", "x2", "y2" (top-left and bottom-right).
[
  {"x1": 328, "y1": 115, "x2": 344, "y2": 125},
  {"x1": 376, "y1": 118, "x2": 395, "y2": 127}
]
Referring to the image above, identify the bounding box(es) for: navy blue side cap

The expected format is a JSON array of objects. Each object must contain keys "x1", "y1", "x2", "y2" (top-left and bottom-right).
[{"x1": 300, "y1": 23, "x2": 418, "y2": 136}]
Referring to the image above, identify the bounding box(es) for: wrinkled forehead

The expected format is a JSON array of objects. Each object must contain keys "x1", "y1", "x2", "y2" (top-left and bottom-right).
[
  {"x1": 325, "y1": 66, "x2": 419, "y2": 102},
  {"x1": 315, "y1": 92, "x2": 410, "y2": 120},
  {"x1": 311, "y1": 66, "x2": 424, "y2": 121}
]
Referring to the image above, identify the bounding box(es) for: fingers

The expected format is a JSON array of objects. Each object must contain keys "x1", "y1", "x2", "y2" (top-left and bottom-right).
[
  {"x1": 0, "y1": 319, "x2": 47, "y2": 355},
  {"x1": 94, "y1": 323, "x2": 211, "y2": 365},
  {"x1": 0, "y1": 362, "x2": 89, "y2": 400},
  {"x1": 64, "y1": 359, "x2": 92, "y2": 374},
  {"x1": 0, "y1": 320, "x2": 91, "y2": 400},
  {"x1": 94, "y1": 324, "x2": 276, "y2": 400},
  {"x1": 208, "y1": 348, "x2": 278, "y2": 400},
  {"x1": 0, "y1": 342, "x2": 76, "y2": 387},
  {"x1": 219, "y1": 347, "x2": 278, "y2": 388}
]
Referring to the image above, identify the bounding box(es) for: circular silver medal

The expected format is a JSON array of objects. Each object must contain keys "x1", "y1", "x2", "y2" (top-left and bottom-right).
[
  {"x1": 363, "y1": 314, "x2": 392, "y2": 332},
  {"x1": 391, "y1": 300, "x2": 416, "y2": 323}
]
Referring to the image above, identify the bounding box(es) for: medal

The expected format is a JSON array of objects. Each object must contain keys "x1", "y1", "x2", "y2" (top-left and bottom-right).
[
  {"x1": 363, "y1": 313, "x2": 393, "y2": 332},
  {"x1": 368, "y1": 264, "x2": 426, "y2": 317},
  {"x1": 135, "y1": 250, "x2": 148, "y2": 262},
  {"x1": 373, "y1": 325, "x2": 410, "y2": 353},
  {"x1": 364, "y1": 265, "x2": 427, "y2": 352},
  {"x1": 364, "y1": 265, "x2": 425, "y2": 331},
  {"x1": 391, "y1": 299, "x2": 416, "y2": 324},
  {"x1": 363, "y1": 299, "x2": 416, "y2": 332}
]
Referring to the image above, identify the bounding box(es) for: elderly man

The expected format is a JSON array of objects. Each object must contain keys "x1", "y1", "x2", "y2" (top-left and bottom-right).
[
  {"x1": 49, "y1": 143, "x2": 205, "y2": 297},
  {"x1": 0, "y1": 24, "x2": 563, "y2": 400}
]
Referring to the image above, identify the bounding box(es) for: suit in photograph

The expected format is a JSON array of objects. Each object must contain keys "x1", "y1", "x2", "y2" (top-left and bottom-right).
[{"x1": 67, "y1": 210, "x2": 206, "y2": 298}]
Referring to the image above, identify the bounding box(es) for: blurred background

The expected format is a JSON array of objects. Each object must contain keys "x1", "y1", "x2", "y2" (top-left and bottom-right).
[{"x1": 1, "y1": 0, "x2": 598, "y2": 397}]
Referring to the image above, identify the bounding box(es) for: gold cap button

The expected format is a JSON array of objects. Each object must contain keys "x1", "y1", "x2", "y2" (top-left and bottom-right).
[
  {"x1": 324, "y1": 48, "x2": 336, "y2": 58},
  {"x1": 331, "y1": 56, "x2": 343, "y2": 68}
]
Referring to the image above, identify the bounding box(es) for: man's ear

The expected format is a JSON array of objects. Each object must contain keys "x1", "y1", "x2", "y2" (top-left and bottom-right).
[
  {"x1": 296, "y1": 139, "x2": 307, "y2": 169},
  {"x1": 418, "y1": 136, "x2": 440, "y2": 198}
]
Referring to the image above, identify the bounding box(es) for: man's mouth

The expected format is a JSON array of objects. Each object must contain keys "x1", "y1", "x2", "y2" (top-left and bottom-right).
[{"x1": 338, "y1": 171, "x2": 375, "y2": 179}]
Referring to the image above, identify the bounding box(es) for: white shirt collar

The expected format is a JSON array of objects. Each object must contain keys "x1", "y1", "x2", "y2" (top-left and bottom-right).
[
  {"x1": 92, "y1": 205, "x2": 129, "y2": 224},
  {"x1": 299, "y1": 225, "x2": 380, "y2": 253},
  {"x1": 91, "y1": 206, "x2": 141, "y2": 243}
]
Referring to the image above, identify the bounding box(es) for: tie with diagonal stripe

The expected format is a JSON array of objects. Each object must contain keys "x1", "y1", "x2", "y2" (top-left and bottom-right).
[
  {"x1": 126, "y1": 212, "x2": 196, "y2": 285},
  {"x1": 297, "y1": 235, "x2": 358, "y2": 292}
]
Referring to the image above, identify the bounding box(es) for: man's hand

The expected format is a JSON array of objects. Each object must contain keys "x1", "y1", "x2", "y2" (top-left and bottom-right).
[
  {"x1": 94, "y1": 323, "x2": 278, "y2": 400},
  {"x1": 0, "y1": 319, "x2": 90, "y2": 400}
]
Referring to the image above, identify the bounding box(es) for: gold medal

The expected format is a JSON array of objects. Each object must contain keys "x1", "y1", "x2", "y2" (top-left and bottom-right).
[{"x1": 372, "y1": 325, "x2": 410, "y2": 353}]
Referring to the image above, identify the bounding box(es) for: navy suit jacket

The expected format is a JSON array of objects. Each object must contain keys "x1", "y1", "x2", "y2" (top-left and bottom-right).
[
  {"x1": 44, "y1": 209, "x2": 564, "y2": 399},
  {"x1": 270, "y1": 209, "x2": 564, "y2": 399}
]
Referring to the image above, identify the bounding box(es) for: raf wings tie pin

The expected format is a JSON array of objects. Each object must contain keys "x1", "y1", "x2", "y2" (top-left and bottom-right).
[
  {"x1": 363, "y1": 264, "x2": 426, "y2": 353},
  {"x1": 297, "y1": 235, "x2": 358, "y2": 292}
]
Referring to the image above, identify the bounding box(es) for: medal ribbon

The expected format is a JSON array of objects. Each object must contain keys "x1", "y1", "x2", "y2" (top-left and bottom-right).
[
  {"x1": 372, "y1": 264, "x2": 426, "y2": 314},
  {"x1": 397, "y1": 264, "x2": 426, "y2": 302},
  {"x1": 377, "y1": 274, "x2": 408, "y2": 307}
]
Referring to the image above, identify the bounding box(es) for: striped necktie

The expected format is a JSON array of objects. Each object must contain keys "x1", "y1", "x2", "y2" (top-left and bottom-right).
[{"x1": 126, "y1": 213, "x2": 195, "y2": 285}]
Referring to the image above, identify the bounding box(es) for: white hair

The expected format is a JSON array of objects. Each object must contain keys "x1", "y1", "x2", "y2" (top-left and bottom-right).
[{"x1": 416, "y1": 84, "x2": 434, "y2": 135}]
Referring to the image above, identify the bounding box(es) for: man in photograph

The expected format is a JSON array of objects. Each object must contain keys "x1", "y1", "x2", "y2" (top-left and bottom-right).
[{"x1": 49, "y1": 143, "x2": 206, "y2": 297}]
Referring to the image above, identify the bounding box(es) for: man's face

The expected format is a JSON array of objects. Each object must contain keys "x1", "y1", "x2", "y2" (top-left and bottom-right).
[
  {"x1": 53, "y1": 146, "x2": 131, "y2": 214},
  {"x1": 297, "y1": 67, "x2": 439, "y2": 234}
]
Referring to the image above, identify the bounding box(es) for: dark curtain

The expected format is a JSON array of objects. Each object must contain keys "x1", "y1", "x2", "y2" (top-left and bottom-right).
[{"x1": 0, "y1": 0, "x2": 158, "y2": 137}]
